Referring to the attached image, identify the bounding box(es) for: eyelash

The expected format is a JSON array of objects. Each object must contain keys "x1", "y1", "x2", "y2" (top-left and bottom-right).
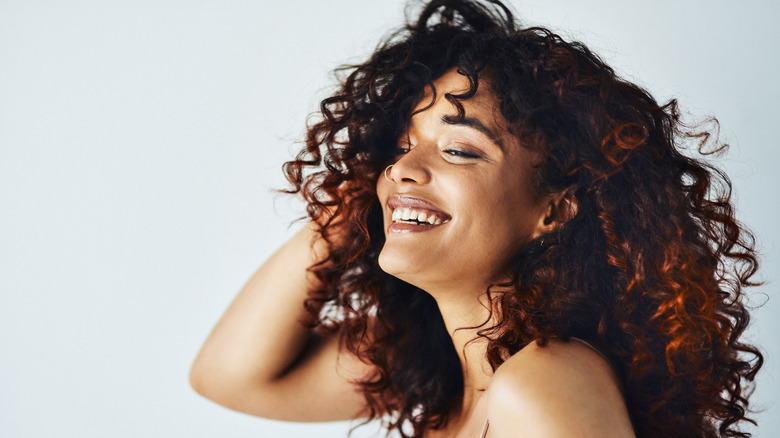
[
  {"x1": 396, "y1": 144, "x2": 412, "y2": 154},
  {"x1": 444, "y1": 148, "x2": 481, "y2": 159},
  {"x1": 395, "y1": 144, "x2": 483, "y2": 160}
]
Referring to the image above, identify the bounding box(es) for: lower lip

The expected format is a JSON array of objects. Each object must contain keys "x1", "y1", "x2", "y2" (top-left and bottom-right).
[{"x1": 387, "y1": 222, "x2": 441, "y2": 233}]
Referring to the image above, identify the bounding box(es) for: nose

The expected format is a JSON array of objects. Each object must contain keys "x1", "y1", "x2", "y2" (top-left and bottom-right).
[{"x1": 386, "y1": 146, "x2": 433, "y2": 185}]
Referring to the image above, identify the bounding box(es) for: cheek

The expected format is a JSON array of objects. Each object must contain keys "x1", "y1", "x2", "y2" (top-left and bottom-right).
[
  {"x1": 487, "y1": 186, "x2": 545, "y2": 242},
  {"x1": 375, "y1": 175, "x2": 390, "y2": 205}
]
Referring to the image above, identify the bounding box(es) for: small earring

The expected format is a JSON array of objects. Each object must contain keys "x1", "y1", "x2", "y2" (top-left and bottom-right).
[{"x1": 384, "y1": 165, "x2": 394, "y2": 182}]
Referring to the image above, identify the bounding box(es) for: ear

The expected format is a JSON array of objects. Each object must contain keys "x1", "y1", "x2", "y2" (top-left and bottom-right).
[{"x1": 540, "y1": 188, "x2": 578, "y2": 230}]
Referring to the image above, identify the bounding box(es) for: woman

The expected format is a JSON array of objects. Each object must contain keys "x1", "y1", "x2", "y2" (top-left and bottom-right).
[{"x1": 190, "y1": 1, "x2": 762, "y2": 436}]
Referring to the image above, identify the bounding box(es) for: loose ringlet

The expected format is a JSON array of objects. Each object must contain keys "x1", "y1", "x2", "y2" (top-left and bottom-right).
[{"x1": 274, "y1": 1, "x2": 764, "y2": 436}]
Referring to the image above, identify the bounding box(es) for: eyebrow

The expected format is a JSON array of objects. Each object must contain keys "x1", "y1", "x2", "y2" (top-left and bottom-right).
[{"x1": 440, "y1": 115, "x2": 505, "y2": 151}]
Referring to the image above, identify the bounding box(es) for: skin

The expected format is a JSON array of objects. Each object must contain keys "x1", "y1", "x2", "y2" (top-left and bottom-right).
[
  {"x1": 377, "y1": 69, "x2": 552, "y2": 298},
  {"x1": 190, "y1": 69, "x2": 635, "y2": 437},
  {"x1": 377, "y1": 68, "x2": 556, "y2": 434},
  {"x1": 189, "y1": 222, "x2": 373, "y2": 421}
]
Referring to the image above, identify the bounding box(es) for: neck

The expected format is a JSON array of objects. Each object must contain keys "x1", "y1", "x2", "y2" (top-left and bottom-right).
[{"x1": 430, "y1": 287, "x2": 496, "y2": 408}]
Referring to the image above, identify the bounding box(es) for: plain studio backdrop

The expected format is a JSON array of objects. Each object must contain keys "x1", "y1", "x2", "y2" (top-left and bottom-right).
[{"x1": 1, "y1": 1, "x2": 778, "y2": 437}]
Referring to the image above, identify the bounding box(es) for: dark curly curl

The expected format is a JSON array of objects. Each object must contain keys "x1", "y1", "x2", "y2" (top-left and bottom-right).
[{"x1": 282, "y1": 1, "x2": 763, "y2": 436}]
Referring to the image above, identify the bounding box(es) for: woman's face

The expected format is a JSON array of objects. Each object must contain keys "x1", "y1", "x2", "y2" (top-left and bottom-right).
[{"x1": 376, "y1": 68, "x2": 555, "y2": 295}]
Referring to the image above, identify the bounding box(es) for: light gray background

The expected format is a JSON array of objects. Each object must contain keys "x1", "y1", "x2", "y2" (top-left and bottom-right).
[{"x1": 1, "y1": 1, "x2": 777, "y2": 437}]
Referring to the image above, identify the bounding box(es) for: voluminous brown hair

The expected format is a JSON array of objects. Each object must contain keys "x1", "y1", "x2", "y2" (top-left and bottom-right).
[{"x1": 283, "y1": 1, "x2": 763, "y2": 436}]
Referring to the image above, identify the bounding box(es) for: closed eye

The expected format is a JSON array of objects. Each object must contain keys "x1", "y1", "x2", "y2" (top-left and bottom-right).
[{"x1": 444, "y1": 149, "x2": 482, "y2": 159}]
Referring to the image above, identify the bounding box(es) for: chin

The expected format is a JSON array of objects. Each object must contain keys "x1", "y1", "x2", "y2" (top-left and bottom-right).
[
  {"x1": 378, "y1": 249, "x2": 421, "y2": 287},
  {"x1": 377, "y1": 249, "x2": 403, "y2": 277}
]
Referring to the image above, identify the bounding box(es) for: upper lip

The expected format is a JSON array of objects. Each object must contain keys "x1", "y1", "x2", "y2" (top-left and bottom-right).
[{"x1": 387, "y1": 195, "x2": 452, "y2": 221}]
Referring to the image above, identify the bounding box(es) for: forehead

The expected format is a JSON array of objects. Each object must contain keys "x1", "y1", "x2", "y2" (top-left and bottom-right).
[
  {"x1": 407, "y1": 68, "x2": 515, "y2": 150},
  {"x1": 413, "y1": 68, "x2": 500, "y2": 116}
]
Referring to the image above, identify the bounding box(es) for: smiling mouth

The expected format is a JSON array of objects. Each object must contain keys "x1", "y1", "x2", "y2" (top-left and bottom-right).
[
  {"x1": 386, "y1": 195, "x2": 452, "y2": 232},
  {"x1": 391, "y1": 207, "x2": 450, "y2": 225}
]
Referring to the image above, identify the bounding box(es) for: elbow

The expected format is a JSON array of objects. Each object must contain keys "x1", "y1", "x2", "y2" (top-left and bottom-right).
[
  {"x1": 188, "y1": 359, "x2": 240, "y2": 410},
  {"x1": 188, "y1": 356, "x2": 273, "y2": 416},
  {"x1": 188, "y1": 353, "x2": 237, "y2": 403},
  {"x1": 189, "y1": 357, "x2": 214, "y2": 399}
]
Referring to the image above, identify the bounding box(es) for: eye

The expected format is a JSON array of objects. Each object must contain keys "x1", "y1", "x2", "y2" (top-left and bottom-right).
[
  {"x1": 444, "y1": 147, "x2": 483, "y2": 160},
  {"x1": 445, "y1": 149, "x2": 480, "y2": 159},
  {"x1": 396, "y1": 142, "x2": 413, "y2": 155}
]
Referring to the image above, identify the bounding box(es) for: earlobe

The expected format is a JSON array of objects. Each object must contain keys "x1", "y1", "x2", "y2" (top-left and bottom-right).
[{"x1": 542, "y1": 203, "x2": 556, "y2": 227}]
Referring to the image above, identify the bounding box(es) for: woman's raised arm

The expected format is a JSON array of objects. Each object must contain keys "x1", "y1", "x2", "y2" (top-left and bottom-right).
[{"x1": 189, "y1": 222, "x2": 372, "y2": 421}]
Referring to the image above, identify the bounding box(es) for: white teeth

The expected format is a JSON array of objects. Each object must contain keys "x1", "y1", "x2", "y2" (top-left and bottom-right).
[{"x1": 390, "y1": 207, "x2": 449, "y2": 225}]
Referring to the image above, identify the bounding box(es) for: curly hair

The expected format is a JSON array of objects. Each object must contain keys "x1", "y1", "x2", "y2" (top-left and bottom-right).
[{"x1": 282, "y1": 0, "x2": 763, "y2": 436}]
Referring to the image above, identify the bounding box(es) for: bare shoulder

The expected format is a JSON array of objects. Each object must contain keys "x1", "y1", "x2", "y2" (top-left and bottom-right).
[{"x1": 485, "y1": 339, "x2": 635, "y2": 438}]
